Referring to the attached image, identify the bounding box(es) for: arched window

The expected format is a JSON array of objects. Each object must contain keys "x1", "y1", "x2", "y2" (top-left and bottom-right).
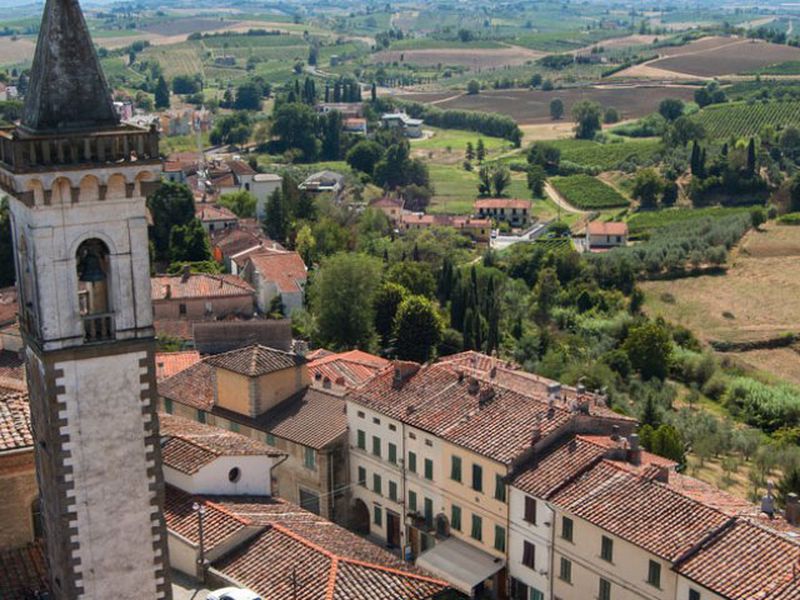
[{"x1": 76, "y1": 239, "x2": 113, "y2": 342}]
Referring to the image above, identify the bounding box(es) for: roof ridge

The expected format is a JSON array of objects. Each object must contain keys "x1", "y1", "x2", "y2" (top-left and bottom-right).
[
  {"x1": 335, "y1": 555, "x2": 450, "y2": 586},
  {"x1": 325, "y1": 556, "x2": 339, "y2": 600},
  {"x1": 199, "y1": 498, "x2": 253, "y2": 527},
  {"x1": 165, "y1": 433, "x2": 222, "y2": 460},
  {"x1": 269, "y1": 522, "x2": 336, "y2": 560}
]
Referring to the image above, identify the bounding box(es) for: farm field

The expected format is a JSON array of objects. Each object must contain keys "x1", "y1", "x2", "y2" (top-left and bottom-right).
[
  {"x1": 371, "y1": 46, "x2": 546, "y2": 70},
  {"x1": 403, "y1": 86, "x2": 697, "y2": 125},
  {"x1": 647, "y1": 38, "x2": 800, "y2": 78},
  {"x1": 550, "y1": 174, "x2": 630, "y2": 209},
  {"x1": 0, "y1": 36, "x2": 35, "y2": 66},
  {"x1": 426, "y1": 163, "x2": 531, "y2": 215},
  {"x1": 641, "y1": 224, "x2": 800, "y2": 346},
  {"x1": 410, "y1": 128, "x2": 511, "y2": 163},
  {"x1": 139, "y1": 17, "x2": 237, "y2": 36},
  {"x1": 549, "y1": 138, "x2": 662, "y2": 170},
  {"x1": 693, "y1": 100, "x2": 800, "y2": 139},
  {"x1": 626, "y1": 206, "x2": 751, "y2": 238}
]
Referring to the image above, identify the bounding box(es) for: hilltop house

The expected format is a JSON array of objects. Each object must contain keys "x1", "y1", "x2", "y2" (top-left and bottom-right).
[
  {"x1": 474, "y1": 198, "x2": 531, "y2": 228},
  {"x1": 586, "y1": 221, "x2": 628, "y2": 251},
  {"x1": 382, "y1": 112, "x2": 424, "y2": 138}
]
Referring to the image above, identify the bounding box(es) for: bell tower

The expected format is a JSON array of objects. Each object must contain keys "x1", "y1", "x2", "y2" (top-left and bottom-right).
[{"x1": 1, "y1": 0, "x2": 171, "y2": 597}]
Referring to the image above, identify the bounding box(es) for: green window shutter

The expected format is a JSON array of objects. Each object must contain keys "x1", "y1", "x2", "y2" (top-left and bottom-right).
[
  {"x1": 424, "y1": 458, "x2": 433, "y2": 480},
  {"x1": 373, "y1": 473, "x2": 382, "y2": 495},
  {"x1": 408, "y1": 451, "x2": 417, "y2": 473},
  {"x1": 472, "y1": 464, "x2": 483, "y2": 492},
  {"x1": 451, "y1": 505, "x2": 462, "y2": 531},
  {"x1": 389, "y1": 480, "x2": 398, "y2": 501},
  {"x1": 471, "y1": 514, "x2": 482, "y2": 541},
  {"x1": 495, "y1": 474, "x2": 506, "y2": 502},
  {"x1": 408, "y1": 490, "x2": 417, "y2": 512},
  {"x1": 373, "y1": 506, "x2": 382, "y2": 527},
  {"x1": 388, "y1": 442, "x2": 397, "y2": 464},
  {"x1": 451, "y1": 456, "x2": 462, "y2": 482},
  {"x1": 494, "y1": 525, "x2": 506, "y2": 552},
  {"x1": 357, "y1": 466, "x2": 366, "y2": 486},
  {"x1": 357, "y1": 430, "x2": 366, "y2": 450},
  {"x1": 372, "y1": 435, "x2": 381, "y2": 457}
]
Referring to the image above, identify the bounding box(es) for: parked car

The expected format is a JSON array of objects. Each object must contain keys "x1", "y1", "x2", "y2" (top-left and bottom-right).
[{"x1": 207, "y1": 587, "x2": 262, "y2": 600}]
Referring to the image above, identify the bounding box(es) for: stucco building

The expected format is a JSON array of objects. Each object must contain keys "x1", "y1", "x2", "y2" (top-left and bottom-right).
[{"x1": 151, "y1": 270, "x2": 256, "y2": 320}]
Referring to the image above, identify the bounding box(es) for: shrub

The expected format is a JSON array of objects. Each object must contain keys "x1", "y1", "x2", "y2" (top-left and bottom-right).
[{"x1": 723, "y1": 377, "x2": 800, "y2": 432}]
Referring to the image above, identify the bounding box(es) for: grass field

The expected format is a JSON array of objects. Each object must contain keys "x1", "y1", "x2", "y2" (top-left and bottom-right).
[
  {"x1": 550, "y1": 138, "x2": 663, "y2": 170},
  {"x1": 641, "y1": 224, "x2": 800, "y2": 346},
  {"x1": 372, "y1": 46, "x2": 545, "y2": 70},
  {"x1": 693, "y1": 100, "x2": 800, "y2": 139},
  {"x1": 550, "y1": 174, "x2": 630, "y2": 209},
  {"x1": 427, "y1": 162, "x2": 532, "y2": 215}
]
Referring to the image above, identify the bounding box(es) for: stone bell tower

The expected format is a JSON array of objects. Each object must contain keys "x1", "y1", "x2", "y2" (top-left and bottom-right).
[{"x1": 0, "y1": 0, "x2": 171, "y2": 597}]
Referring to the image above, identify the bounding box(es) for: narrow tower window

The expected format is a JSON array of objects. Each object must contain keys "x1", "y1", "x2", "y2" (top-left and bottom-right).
[{"x1": 77, "y1": 239, "x2": 113, "y2": 341}]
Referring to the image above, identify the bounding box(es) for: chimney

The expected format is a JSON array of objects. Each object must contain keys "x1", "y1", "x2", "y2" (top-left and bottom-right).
[
  {"x1": 478, "y1": 385, "x2": 495, "y2": 407},
  {"x1": 628, "y1": 433, "x2": 642, "y2": 466},
  {"x1": 467, "y1": 377, "x2": 480, "y2": 395},
  {"x1": 489, "y1": 366, "x2": 497, "y2": 379},
  {"x1": 547, "y1": 383, "x2": 561, "y2": 398},
  {"x1": 610, "y1": 425, "x2": 620, "y2": 442},
  {"x1": 181, "y1": 264, "x2": 191, "y2": 283},
  {"x1": 762, "y1": 481, "x2": 776, "y2": 519},
  {"x1": 786, "y1": 493, "x2": 800, "y2": 526},
  {"x1": 576, "y1": 383, "x2": 586, "y2": 395},
  {"x1": 530, "y1": 427, "x2": 542, "y2": 446},
  {"x1": 653, "y1": 465, "x2": 670, "y2": 484},
  {"x1": 322, "y1": 376, "x2": 332, "y2": 389},
  {"x1": 164, "y1": 283, "x2": 171, "y2": 300},
  {"x1": 393, "y1": 367, "x2": 403, "y2": 388}
]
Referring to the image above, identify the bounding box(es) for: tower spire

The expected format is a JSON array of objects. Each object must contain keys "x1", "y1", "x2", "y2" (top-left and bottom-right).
[{"x1": 21, "y1": 0, "x2": 119, "y2": 132}]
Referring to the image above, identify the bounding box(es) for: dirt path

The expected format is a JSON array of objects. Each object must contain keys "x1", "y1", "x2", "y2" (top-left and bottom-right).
[
  {"x1": 544, "y1": 181, "x2": 587, "y2": 215},
  {"x1": 429, "y1": 92, "x2": 465, "y2": 105}
]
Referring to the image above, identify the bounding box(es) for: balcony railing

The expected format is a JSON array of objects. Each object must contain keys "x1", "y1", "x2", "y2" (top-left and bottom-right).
[{"x1": 83, "y1": 312, "x2": 114, "y2": 343}]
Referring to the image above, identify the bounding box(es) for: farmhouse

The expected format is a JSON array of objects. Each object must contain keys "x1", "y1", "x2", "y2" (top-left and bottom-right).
[
  {"x1": 474, "y1": 198, "x2": 531, "y2": 227},
  {"x1": 344, "y1": 117, "x2": 368, "y2": 135},
  {"x1": 586, "y1": 221, "x2": 628, "y2": 250},
  {"x1": 315, "y1": 102, "x2": 363, "y2": 118},
  {"x1": 299, "y1": 170, "x2": 345, "y2": 197},
  {"x1": 371, "y1": 196, "x2": 405, "y2": 224},
  {"x1": 381, "y1": 112, "x2": 424, "y2": 138},
  {"x1": 195, "y1": 202, "x2": 238, "y2": 233}
]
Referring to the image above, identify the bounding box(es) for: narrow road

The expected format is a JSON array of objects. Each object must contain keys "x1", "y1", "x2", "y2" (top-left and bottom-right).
[{"x1": 544, "y1": 181, "x2": 587, "y2": 215}]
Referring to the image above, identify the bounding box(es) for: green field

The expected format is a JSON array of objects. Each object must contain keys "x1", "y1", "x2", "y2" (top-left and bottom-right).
[
  {"x1": 550, "y1": 174, "x2": 629, "y2": 209},
  {"x1": 412, "y1": 129, "x2": 511, "y2": 153},
  {"x1": 550, "y1": 138, "x2": 663, "y2": 171},
  {"x1": 626, "y1": 206, "x2": 752, "y2": 238},
  {"x1": 693, "y1": 100, "x2": 800, "y2": 139},
  {"x1": 750, "y1": 61, "x2": 800, "y2": 76}
]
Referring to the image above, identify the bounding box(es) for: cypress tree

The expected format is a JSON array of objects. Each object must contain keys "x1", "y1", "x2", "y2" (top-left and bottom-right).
[
  {"x1": 371, "y1": 81, "x2": 377, "y2": 102},
  {"x1": 746, "y1": 137, "x2": 757, "y2": 177}
]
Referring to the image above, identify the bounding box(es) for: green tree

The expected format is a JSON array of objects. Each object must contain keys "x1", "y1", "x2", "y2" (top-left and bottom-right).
[
  {"x1": 147, "y1": 181, "x2": 195, "y2": 261},
  {"x1": 264, "y1": 188, "x2": 289, "y2": 242},
  {"x1": 346, "y1": 140, "x2": 384, "y2": 176},
  {"x1": 373, "y1": 142, "x2": 430, "y2": 190},
  {"x1": 218, "y1": 190, "x2": 257, "y2": 218},
  {"x1": 271, "y1": 102, "x2": 320, "y2": 161},
  {"x1": 320, "y1": 110, "x2": 343, "y2": 161},
  {"x1": 651, "y1": 424, "x2": 686, "y2": 466},
  {"x1": 658, "y1": 98, "x2": 685, "y2": 121},
  {"x1": 532, "y1": 267, "x2": 560, "y2": 324},
  {"x1": 467, "y1": 80, "x2": 480, "y2": 95},
  {"x1": 572, "y1": 100, "x2": 602, "y2": 140},
  {"x1": 746, "y1": 137, "x2": 757, "y2": 177},
  {"x1": 394, "y1": 295, "x2": 443, "y2": 362},
  {"x1": 466, "y1": 142, "x2": 475, "y2": 161},
  {"x1": 168, "y1": 219, "x2": 211, "y2": 264},
  {"x1": 311, "y1": 253, "x2": 382, "y2": 350},
  {"x1": 623, "y1": 321, "x2": 673, "y2": 381},
  {"x1": 295, "y1": 223, "x2": 316, "y2": 266},
  {"x1": 527, "y1": 164, "x2": 546, "y2": 197},
  {"x1": 491, "y1": 165, "x2": 511, "y2": 197},
  {"x1": 154, "y1": 76, "x2": 169, "y2": 109},
  {"x1": 386, "y1": 261, "x2": 436, "y2": 298},
  {"x1": 604, "y1": 107, "x2": 620, "y2": 124},
  {"x1": 632, "y1": 168, "x2": 664, "y2": 209},
  {"x1": 476, "y1": 138, "x2": 486, "y2": 162},
  {"x1": 373, "y1": 282, "x2": 408, "y2": 348},
  {"x1": 478, "y1": 165, "x2": 492, "y2": 197},
  {"x1": 549, "y1": 98, "x2": 564, "y2": 120},
  {"x1": 234, "y1": 82, "x2": 263, "y2": 110}
]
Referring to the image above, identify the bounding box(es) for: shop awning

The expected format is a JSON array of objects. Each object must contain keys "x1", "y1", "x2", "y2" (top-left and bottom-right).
[{"x1": 415, "y1": 536, "x2": 505, "y2": 594}]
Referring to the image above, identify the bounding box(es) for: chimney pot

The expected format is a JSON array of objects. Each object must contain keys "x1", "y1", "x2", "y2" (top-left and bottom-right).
[
  {"x1": 181, "y1": 264, "x2": 191, "y2": 282},
  {"x1": 467, "y1": 377, "x2": 480, "y2": 395},
  {"x1": 628, "y1": 433, "x2": 641, "y2": 466},
  {"x1": 786, "y1": 492, "x2": 800, "y2": 526},
  {"x1": 322, "y1": 376, "x2": 331, "y2": 389},
  {"x1": 489, "y1": 366, "x2": 497, "y2": 379},
  {"x1": 610, "y1": 425, "x2": 620, "y2": 441}
]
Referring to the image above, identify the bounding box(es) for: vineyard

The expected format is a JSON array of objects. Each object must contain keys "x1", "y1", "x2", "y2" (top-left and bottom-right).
[
  {"x1": 533, "y1": 237, "x2": 574, "y2": 251},
  {"x1": 693, "y1": 100, "x2": 800, "y2": 139},
  {"x1": 551, "y1": 138, "x2": 663, "y2": 170},
  {"x1": 141, "y1": 45, "x2": 204, "y2": 79},
  {"x1": 626, "y1": 206, "x2": 751, "y2": 237},
  {"x1": 550, "y1": 175, "x2": 630, "y2": 209}
]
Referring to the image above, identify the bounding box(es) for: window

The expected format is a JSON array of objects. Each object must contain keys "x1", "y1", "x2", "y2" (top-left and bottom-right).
[
  {"x1": 561, "y1": 516, "x2": 573, "y2": 542},
  {"x1": 472, "y1": 464, "x2": 483, "y2": 492},
  {"x1": 599, "y1": 578, "x2": 611, "y2": 600},
  {"x1": 229, "y1": 421, "x2": 239, "y2": 433},
  {"x1": 451, "y1": 505, "x2": 462, "y2": 531},
  {"x1": 409, "y1": 432, "x2": 416, "y2": 440},
  {"x1": 266, "y1": 432, "x2": 275, "y2": 446},
  {"x1": 304, "y1": 447, "x2": 316, "y2": 469},
  {"x1": 357, "y1": 430, "x2": 366, "y2": 450},
  {"x1": 164, "y1": 398, "x2": 173, "y2": 414},
  {"x1": 388, "y1": 443, "x2": 397, "y2": 464},
  {"x1": 372, "y1": 436, "x2": 381, "y2": 457},
  {"x1": 522, "y1": 541, "x2": 535, "y2": 569},
  {"x1": 647, "y1": 560, "x2": 661, "y2": 588},
  {"x1": 471, "y1": 514, "x2": 482, "y2": 541},
  {"x1": 424, "y1": 458, "x2": 434, "y2": 480},
  {"x1": 408, "y1": 490, "x2": 417, "y2": 512},
  {"x1": 373, "y1": 474, "x2": 382, "y2": 495},
  {"x1": 495, "y1": 474, "x2": 506, "y2": 502},
  {"x1": 424, "y1": 497, "x2": 433, "y2": 529},
  {"x1": 425, "y1": 438, "x2": 433, "y2": 447},
  {"x1": 373, "y1": 417, "x2": 381, "y2": 424},
  {"x1": 299, "y1": 488, "x2": 320, "y2": 515},
  {"x1": 197, "y1": 410, "x2": 206, "y2": 424},
  {"x1": 524, "y1": 497, "x2": 537, "y2": 524},
  {"x1": 179, "y1": 303, "x2": 187, "y2": 315},
  {"x1": 389, "y1": 423, "x2": 397, "y2": 431},
  {"x1": 451, "y1": 456, "x2": 462, "y2": 482},
  {"x1": 357, "y1": 410, "x2": 365, "y2": 418},
  {"x1": 374, "y1": 506, "x2": 382, "y2": 527},
  {"x1": 357, "y1": 466, "x2": 366, "y2": 487},
  {"x1": 689, "y1": 590, "x2": 701, "y2": 600},
  {"x1": 531, "y1": 589, "x2": 544, "y2": 600},
  {"x1": 601, "y1": 535, "x2": 613, "y2": 562},
  {"x1": 408, "y1": 451, "x2": 417, "y2": 473},
  {"x1": 389, "y1": 481, "x2": 398, "y2": 501},
  {"x1": 228, "y1": 467, "x2": 241, "y2": 483},
  {"x1": 494, "y1": 525, "x2": 506, "y2": 552},
  {"x1": 559, "y1": 558, "x2": 572, "y2": 583}
]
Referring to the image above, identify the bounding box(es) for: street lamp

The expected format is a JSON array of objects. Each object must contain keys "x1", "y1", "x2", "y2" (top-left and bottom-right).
[{"x1": 193, "y1": 502, "x2": 208, "y2": 582}]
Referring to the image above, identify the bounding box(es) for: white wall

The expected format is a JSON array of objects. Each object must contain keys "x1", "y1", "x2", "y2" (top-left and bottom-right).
[
  {"x1": 508, "y1": 487, "x2": 554, "y2": 599},
  {"x1": 164, "y1": 455, "x2": 277, "y2": 496}
]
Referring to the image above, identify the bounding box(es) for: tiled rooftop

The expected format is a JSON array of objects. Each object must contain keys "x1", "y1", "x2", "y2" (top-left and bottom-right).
[
  {"x1": 160, "y1": 413, "x2": 284, "y2": 474},
  {"x1": 0, "y1": 541, "x2": 48, "y2": 600},
  {"x1": 151, "y1": 273, "x2": 254, "y2": 301},
  {"x1": 206, "y1": 344, "x2": 306, "y2": 377},
  {"x1": 155, "y1": 351, "x2": 200, "y2": 381},
  {"x1": 308, "y1": 349, "x2": 389, "y2": 390},
  {"x1": 245, "y1": 250, "x2": 307, "y2": 294},
  {"x1": 0, "y1": 391, "x2": 31, "y2": 452},
  {"x1": 196, "y1": 203, "x2": 238, "y2": 223}
]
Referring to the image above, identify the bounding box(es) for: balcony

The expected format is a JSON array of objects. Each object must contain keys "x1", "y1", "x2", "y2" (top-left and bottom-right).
[{"x1": 83, "y1": 312, "x2": 114, "y2": 343}]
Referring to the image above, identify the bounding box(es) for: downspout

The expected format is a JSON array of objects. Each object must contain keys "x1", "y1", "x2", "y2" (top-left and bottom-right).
[
  {"x1": 401, "y1": 420, "x2": 408, "y2": 561},
  {"x1": 547, "y1": 501, "x2": 556, "y2": 600}
]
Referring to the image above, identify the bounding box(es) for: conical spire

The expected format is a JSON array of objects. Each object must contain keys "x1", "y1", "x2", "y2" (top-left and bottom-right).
[{"x1": 21, "y1": 0, "x2": 119, "y2": 133}]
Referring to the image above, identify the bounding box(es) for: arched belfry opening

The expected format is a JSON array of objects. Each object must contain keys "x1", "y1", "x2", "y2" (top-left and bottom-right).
[{"x1": 76, "y1": 238, "x2": 113, "y2": 341}]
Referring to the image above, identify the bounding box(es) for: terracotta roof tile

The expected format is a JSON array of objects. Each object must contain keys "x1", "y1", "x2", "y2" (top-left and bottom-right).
[
  {"x1": 0, "y1": 541, "x2": 48, "y2": 600},
  {"x1": 154, "y1": 318, "x2": 195, "y2": 341},
  {"x1": 206, "y1": 344, "x2": 306, "y2": 377},
  {"x1": 587, "y1": 221, "x2": 628, "y2": 236},
  {"x1": 196, "y1": 203, "x2": 238, "y2": 223},
  {"x1": 551, "y1": 460, "x2": 731, "y2": 561},
  {"x1": 212, "y1": 228, "x2": 268, "y2": 258},
  {"x1": 512, "y1": 437, "x2": 607, "y2": 498},
  {"x1": 474, "y1": 198, "x2": 530, "y2": 210},
  {"x1": 155, "y1": 351, "x2": 201, "y2": 381},
  {"x1": 308, "y1": 350, "x2": 389, "y2": 390},
  {"x1": 228, "y1": 159, "x2": 256, "y2": 176},
  {"x1": 245, "y1": 250, "x2": 307, "y2": 294},
  {"x1": 151, "y1": 273, "x2": 253, "y2": 301},
  {"x1": 0, "y1": 391, "x2": 32, "y2": 452},
  {"x1": 160, "y1": 413, "x2": 284, "y2": 474}
]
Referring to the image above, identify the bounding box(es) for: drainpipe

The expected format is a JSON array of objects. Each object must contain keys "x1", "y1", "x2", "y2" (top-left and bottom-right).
[
  {"x1": 401, "y1": 420, "x2": 408, "y2": 561},
  {"x1": 546, "y1": 501, "x2": 556, "y2": 600}
]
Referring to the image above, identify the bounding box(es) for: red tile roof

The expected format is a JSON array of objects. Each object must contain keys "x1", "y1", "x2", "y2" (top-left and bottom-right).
[
  {"x1": 206, "y1": 344, "x2": 306, "y2": 377},
  {"x1": 371, "y1": 197, "x2": 404, "y2": 209},
  {"x1": 677, "y1": 518, "x2": 800, "y2": 600},
  {"x1": 474, "y1": 198, "x2": 530, "y2": 210},
  {"x1": 587, "y1": 221, "x2": 629, "y2": 236},
  {"x1": 212, "y1": 228, "x2": 268, "y2": 258},
  {"x1": 160, "y1": 413, "x2": 284, "y2": 474},
  {"x1": 0, "y1": 392, "x2": 31, "y2": 453},
  {"x1": 245, "y1": 250, "x2": 307, "y2": 294},
  {"x1": 227, "y1": 159, "x2": 256, "y2": 176},
  {"x1": 0, "y1": 350, "x2": 25, "y2": 390},
  {"x1": 209, "y1": 496, "x2": 449, "y2": 600},
  {"x1": 196, "y1": 203, "x2": 238, "y2": 223},
  {"x1": 0, "y1": 541, "x2": 48, "y2": 600},
  {"x1": 151, "y1": 273, "x2": 254, "y2": 301},
  {"x1": 308, "y1": 350, "x2": 389, "y2": 390},
  {"x1": 154, "y1": 318, "x2": 195, "y2": 341},
  {"x1": 155, "y1": 351, "x2": 201, "y2": 381},
  {"x1": 551, "y1": 460, "x2": 731, "y2": 561},
  {"x1": 512, "y1": 436, "x2": 607, "y2": 498}
]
